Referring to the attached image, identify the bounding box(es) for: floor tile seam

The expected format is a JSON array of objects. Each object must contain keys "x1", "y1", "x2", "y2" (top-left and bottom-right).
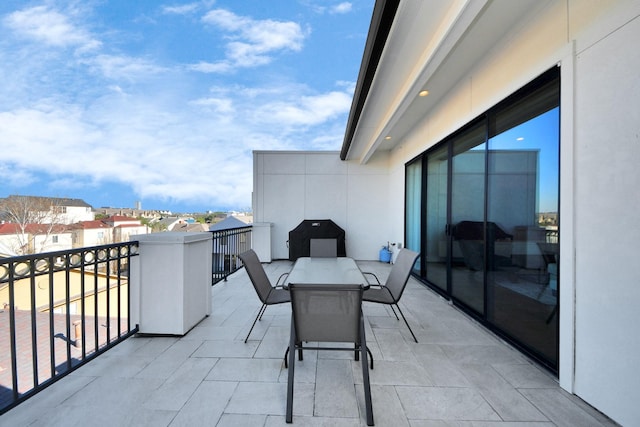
[
  {"x1": 514, "y1": 388, "x2": 576, "y2": 426},
  {"x1": 140, "y1": 377, "x2": 207, "y2": 415},
  {"x1": 56, "y1": 374, "x2": 100, "y2": 407},
  {"x1": 206, "y1": 379, "x2": 241, "y2": 422},
  {"x1": 166, "y1": 359, "x2": 219, "y2": 384},
  {"x1": 394, "y1": 382, "x2": 508, "y2": 423},
  {"x1": 465, "y1": 376, "x2": 553, "y2": 423},
  {"x1": 519, "y1": 387, "x2": 611, "y2": 426}
]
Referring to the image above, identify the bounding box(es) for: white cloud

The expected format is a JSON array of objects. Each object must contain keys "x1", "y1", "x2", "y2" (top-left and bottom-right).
[
  {"x1": 307, "y1": 2, "x2": 353, "y2": 15},
  {"x1": 331, "y1": 3, "x2": 353, "y2": 14},
  {"x1": 254, "y1": 90, "x2": 352, "y2": 127},
  {"x1": 162, "y1": 3, "x2": 200, "y2": 15},
  {"x1": 4, "y1": 6, "x2": 101, "y2": 52},
  {"x1": 190, "y1": 97, "x2": 235, "y2": 115},
  {"x1": 0, "y1": 76, "x2": 353, "y2": 209},
  {"x1": 0, "y1": 163, "x2": 37, "y2": 188},
  {"x1": 188, "y1": 60, "x2": 233, "y2": 74},
  {"x1": 82, "y1": 54, "x2": 167, "y2": 81},
  {"x1": 199, "y1": 9, "x2": 307, "y2": 71}
]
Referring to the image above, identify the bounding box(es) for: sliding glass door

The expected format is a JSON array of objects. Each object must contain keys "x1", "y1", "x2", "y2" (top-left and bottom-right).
[
  {"x1": 450, "y1": 122, "x2": 487, "y2": 314},
  {"x1": 423, "y1": 144, "x2": 448, "y2": 292},
  {"x1": 486, "y1": 74, "x2": 560, "y2": 364},
  {"x1": 406, "y1": 67, "x2": 560, "y2": 370}
]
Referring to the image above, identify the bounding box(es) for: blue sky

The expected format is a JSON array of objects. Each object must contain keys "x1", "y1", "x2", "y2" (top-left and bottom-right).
[{"x1": 0, "y1": 0, "x2": 373, "y2": 213}]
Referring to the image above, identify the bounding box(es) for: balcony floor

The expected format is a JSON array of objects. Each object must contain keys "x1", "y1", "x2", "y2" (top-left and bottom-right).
[{"x1": 1, "y1": 260, "x2": 616, "y2": 426}]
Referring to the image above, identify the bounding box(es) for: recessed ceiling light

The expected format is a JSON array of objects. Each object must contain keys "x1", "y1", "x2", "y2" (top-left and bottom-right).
[{"x1": 419, "y1": 90, "x2": 429, "y2": 97}]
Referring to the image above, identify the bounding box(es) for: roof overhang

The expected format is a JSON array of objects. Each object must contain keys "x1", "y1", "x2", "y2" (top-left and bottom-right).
[
  {"x1": 341, "y1": 0, "x2": 541, "y2": 164},
  {"x1": 340, "y1": 0, "x2": 400, "y2": 160}
]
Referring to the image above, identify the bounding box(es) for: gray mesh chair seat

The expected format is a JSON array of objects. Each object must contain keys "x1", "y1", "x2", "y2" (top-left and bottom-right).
[
  {"x1": 286, "y1": 283, "x2": 374, "y2": 425},
  {"x1": 363, "y1": 248, "x2": 420, "y2": 343},
  {"x1": 309, "y1": 238, "x2": 338, "y2": 257},
  {"x1": 239, "y1": 249, "x2": 290, "y2": 343},
  {"x1": 360, "y1": 286, "x2": 395, "y2": 304}
]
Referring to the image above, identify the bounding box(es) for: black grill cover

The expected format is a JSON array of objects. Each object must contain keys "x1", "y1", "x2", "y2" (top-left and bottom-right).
[{"x1": 288, "y1": 219, "x2": 346, "y2": 261}]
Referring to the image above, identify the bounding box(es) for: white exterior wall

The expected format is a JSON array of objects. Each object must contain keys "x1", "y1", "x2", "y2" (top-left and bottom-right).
[
  {"x1": 379, "y1": 1, "x2": 640, "y2": 425},
  {"x1": 253, "y1": 150, "x2": 393, "y2": 260},
  {"x1": 61, "y1": 206, "x2": 94, "y2": 224},
  {"x1": 0, "y1": 232, "x2": 73, "y2": 254},
  {"x1": 0, "y1": 233, "x2": 24, "y2": 255},
  {"x1": 43, "y1": 205, "x2": 94, "y2": 225},
  {"x1": 73, "y1": 227, "x2": 113, "y2": 248},
  {"x1": 114, "y1": 225, "x2": 149, "y2": 242},
  {"x1": 572, "y1": 8, "x2": 640, "y2": 424},
  {"x1": 32, "y1": 233, "x2": 73, "y2": 253}
]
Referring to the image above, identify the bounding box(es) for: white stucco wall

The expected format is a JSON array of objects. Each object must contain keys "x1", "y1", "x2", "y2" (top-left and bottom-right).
[
  {"x1": 253, "y1": 150, "x2": 393, "y2": 261},
  {"x1": 572, "y1": 10, "x2": 640, "y2": 424}
]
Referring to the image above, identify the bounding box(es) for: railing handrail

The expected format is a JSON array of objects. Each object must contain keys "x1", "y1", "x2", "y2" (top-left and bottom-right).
[
  {"x1": 209, "y1": 225, "x2": 252, "y2": 285},
  {"x1": 0, "y1": 241, "x2": 139, "y2": 415},
  {"x1": 0, "y1": 241, "x2": 139, "y2": 284}
]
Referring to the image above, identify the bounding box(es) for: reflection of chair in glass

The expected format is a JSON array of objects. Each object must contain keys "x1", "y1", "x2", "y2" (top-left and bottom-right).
[
  {"x1": 536, "y1": 242, "x2": 559, "y2": 324},
  {"x1": 452, "y1": 221, "x2": 513, "y2": 271},
  {"x1": 285, "y1": 283, "x2": 374, "y2": 425},
  {"x1": 362, "y1": 248, "x2": 420, "y2": 343},
  {"x1": 536, "y1": 242, "x2": 558, "y2": 288},
  {"x1": 309, "y1": 238, "x2": 338, "y2": 257},
  {"x1": 239, "y1": 250, "x2": 290, "y2": 343}
]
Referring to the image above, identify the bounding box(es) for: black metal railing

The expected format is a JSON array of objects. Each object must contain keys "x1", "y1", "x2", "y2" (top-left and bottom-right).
[
  {"x1": 0, "y1": 242, "x2": 139, "y2": 414},
  {"x1": 211, "y1": 226, "x2": 252, "y2": 284}
]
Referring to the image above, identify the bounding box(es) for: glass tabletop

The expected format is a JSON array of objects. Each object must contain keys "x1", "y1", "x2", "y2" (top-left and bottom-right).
[{"x1": 285, "y1": 257, "x2": 368, "y2": 288}]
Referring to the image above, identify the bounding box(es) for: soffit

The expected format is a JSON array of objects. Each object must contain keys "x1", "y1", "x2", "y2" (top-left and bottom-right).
[{"x1": 345, "y1": 0, "x2": 542, "y2": 164}]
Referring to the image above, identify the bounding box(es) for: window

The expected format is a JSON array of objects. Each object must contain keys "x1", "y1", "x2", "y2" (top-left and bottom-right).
[{"x1": 406, "y1": 67, "x2": 560, "y2": 371}]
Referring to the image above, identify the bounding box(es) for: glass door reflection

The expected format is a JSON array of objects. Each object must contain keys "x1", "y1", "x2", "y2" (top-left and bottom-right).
[{"x1": 450, "y1": 122, "x2": 487, "y2": 314}]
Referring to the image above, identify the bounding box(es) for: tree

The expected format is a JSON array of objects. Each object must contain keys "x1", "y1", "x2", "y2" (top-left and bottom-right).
[
  {"x1": 138, "y1": 216, "x2": 167, "y2": 232},
  {"x1": 0, "y1": 195, "x2": 66, "y2": 255}
]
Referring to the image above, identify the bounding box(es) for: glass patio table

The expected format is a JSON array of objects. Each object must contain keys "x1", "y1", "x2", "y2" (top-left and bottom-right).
[{"x1": 285, "y1": 257, "x2": 369, "y2": 289}]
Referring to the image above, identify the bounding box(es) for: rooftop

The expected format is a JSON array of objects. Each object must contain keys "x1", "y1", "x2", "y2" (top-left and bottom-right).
[{"x1": 0, "y1": 260, "x2": 616, "y2": 426}]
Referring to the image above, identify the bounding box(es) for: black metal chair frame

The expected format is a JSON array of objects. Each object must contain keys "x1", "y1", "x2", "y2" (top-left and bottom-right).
[
  {"x1": 239, "y1": 250, "x2": 290, "y2": 343},
  {"x1": 362, "y1": 248, "x2": 420, "y2": 343}
]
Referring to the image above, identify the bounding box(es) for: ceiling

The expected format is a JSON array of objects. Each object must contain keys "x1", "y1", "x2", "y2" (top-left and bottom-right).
[{"x1": 344, "y1": 0, "x2": 543, "y2": 163}]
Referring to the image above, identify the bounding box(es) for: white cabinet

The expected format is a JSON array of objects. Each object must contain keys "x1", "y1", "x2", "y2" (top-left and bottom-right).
[{"x1": 133, "y1": 232, "x2": 212, "y2": 335}]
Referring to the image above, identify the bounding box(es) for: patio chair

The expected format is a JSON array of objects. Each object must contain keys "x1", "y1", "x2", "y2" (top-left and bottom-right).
[
  {"x1": 309, "y1": 238, "x2": 338, "y2": 257},
  {"x1": 362, "y1": 248, "x2": 420, "y2": 343},
  {"x1": 286, "y1": 283, "x2": 374, "y2": 425},
  {"x1": 239, "y1": 249, "x2": 290, "y2": 343}
]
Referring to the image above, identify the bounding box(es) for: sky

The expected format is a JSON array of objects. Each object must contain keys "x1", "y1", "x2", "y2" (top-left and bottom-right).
[{"x1": 0, "y1": 0, "x2": 373, "y2": 214}]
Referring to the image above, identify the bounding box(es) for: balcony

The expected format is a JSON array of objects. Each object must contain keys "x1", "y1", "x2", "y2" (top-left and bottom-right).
[{"x1": 0, "y1": 252, "x2": 615, "y2": 425}]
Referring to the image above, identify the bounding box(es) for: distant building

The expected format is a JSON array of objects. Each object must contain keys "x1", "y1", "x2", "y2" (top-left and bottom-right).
[
  {"x1": 69, "y1": 220, "x2": 113, "y2": 248},
  {"x1": 69, "y1": 216, "x2": 149, "y2": 247},
  {"x1": 0, "y1": 195, "x2": 94, "y2": 225},
  {"x1": 172, "y1": 223, "x2": 209, "y2": 232},
  {"x1": 209, "y1": 216, "x2": 252, "y2": 274},
  {"x1": 95, "y1": 207, "x2": 160, "y2": 220},
  {"x1": 156, "y1": 217, "x2": 183, "y2": 231},
  {"x1": 0, "y1": 223, "x2": 72, "y2": 255},
  {"x1": 209, "y1": 216, "x2": 252, "y2": 231}
]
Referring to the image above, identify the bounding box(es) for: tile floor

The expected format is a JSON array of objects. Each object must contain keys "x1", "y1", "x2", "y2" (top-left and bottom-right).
[{"x1": 0, "y1": 260, "x2": 617, "y2": 426}]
